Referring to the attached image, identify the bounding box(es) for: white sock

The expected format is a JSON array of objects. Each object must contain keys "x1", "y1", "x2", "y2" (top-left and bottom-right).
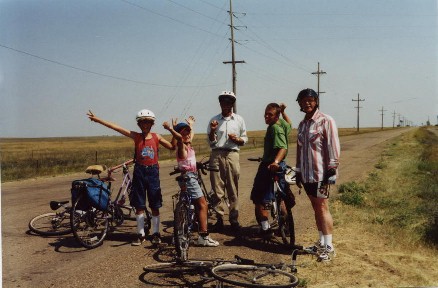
[
  {"x1": 136, "y1": 214, "x2": 145, "y2": 236},
  {"x1": 152, "y1": 215, "x2": 160, "y2": 234},
  {"x1": 261, "y1": 220, "x2": 270, "y2": 231},
  {"x1": 324, "y1": 234, "x2": 333, "y2": 248},
  {"x1": 319, "y1": 231, "x2": 325, "y2": 245}
]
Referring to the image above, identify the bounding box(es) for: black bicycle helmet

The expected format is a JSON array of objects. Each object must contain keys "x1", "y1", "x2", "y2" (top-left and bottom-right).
[{"x1": 296, "y1": 88, "x2": 318, "y2": 101}]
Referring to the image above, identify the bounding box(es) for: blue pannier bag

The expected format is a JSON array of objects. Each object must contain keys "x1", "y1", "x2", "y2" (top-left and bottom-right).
[{"x1": 71, "y1": 178, "x2": 111, "y2": 211}]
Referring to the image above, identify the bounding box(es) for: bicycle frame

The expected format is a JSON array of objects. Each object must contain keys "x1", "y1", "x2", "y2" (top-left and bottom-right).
[
  {"x1": 70, "y1": 159, "x2": 151, "y2": 249},
  {"x1": 248, "y1": 157, "x2": 296, "y2": 246},
  {"x1": 172, "y1": 173, "x2": 197, "y2": 261}
]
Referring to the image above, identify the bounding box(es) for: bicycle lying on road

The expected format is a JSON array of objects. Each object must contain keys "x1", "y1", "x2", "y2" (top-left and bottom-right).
[
  {"x1": 70, "y1": 159, "x2": 151, "y2": 249},
  {"x1": 28, "y1": 200, "x2": 72, "y2": 236},
  {"x1": 248, "y1": 157, "x2": 297, "y2": 247},
  {"x1": 170, "y1": 160, "x2": 219, "y2": 261},
  {"x1": 143, "y1": 254, "x2": 299, "y2": 288}
]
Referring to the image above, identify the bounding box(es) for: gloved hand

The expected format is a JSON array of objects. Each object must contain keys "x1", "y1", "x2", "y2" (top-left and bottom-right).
[
  {"x1": 295, "y1": 172, "x2": 303, "y2": 188},
  {"x1": 323, "y1": 168, "x2": 337, "y2": 184}
]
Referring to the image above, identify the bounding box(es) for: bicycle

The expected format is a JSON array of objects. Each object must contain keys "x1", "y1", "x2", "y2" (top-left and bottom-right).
[
  {"x1": 248, "y1": 157, "x2": 296, "y2": 247},
  {"x1": 143, "y1": 254, "x2": 299, "y2": 288},
  {"x1": 70, "y1": 159, "x2": 151, "y2": 249},
  {"x1": 195, "y1": 157, "x2": 228, "y2": 216},
  {"x1": 28, "y1": 200, "x2": 72, "y2": 236},
  {"x1": 170, "y1": 160, "x2": 219, "y2": 262}
]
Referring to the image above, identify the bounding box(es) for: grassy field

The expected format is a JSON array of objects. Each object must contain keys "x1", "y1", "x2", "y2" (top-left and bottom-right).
[{"x1": 1, "y1": 127, "x2": 395, "y2": 182}]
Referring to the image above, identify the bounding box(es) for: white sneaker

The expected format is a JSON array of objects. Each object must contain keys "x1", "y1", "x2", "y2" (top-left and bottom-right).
[
  {"x1": 131, "y1": 234, "x2": 145, "y2": 246},
  {"x1": 304, "y1": 240, "x2": 324, "y2": 254},
  {"x1": 318, "y1": 245, "x2": 336, "y2": 262},
  {"x1": 197, "y1": 235, "x2": 219, "y2": 247}
]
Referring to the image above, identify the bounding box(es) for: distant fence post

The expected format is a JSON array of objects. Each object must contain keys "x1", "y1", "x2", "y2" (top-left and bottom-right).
[{"x1": 95, "y1": 151, "x2": 98, "y2": 164}]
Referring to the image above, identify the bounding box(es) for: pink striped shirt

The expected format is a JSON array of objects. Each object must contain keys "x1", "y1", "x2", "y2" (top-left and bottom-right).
[{"x1": 296, "y1": 109, "x2": 340, "y2": 183}]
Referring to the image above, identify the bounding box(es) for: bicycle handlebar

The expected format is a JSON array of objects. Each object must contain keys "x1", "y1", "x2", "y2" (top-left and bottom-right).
[
  {"x1": 108, "y1": 159, "x2": 134, "y2": 173},
  {"x1": 169, "y1": 160, "x2": 219, "y2": 176}
]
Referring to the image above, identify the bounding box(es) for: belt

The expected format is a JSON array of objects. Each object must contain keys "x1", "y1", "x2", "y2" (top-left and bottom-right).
[
  {"x1": 134, "y1": 163, "x2": 159, "y2": 169},
  {"x1": 213, "y1": 148, "x2": 238, "y2": 153}
]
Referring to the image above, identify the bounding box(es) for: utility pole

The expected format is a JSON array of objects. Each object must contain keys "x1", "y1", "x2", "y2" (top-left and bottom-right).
[
  {"x1": 392, "y1": 110, "x2": 397, "y2": 128},
  {"x1": 378, "y1": 106, "x2": 387, "y2": 130},
  {"x1": 311, "y1": 62, "x2": 326, "y2": 107},
  {"x1": 352, "y1": 93, "x2": 365, "y2": 132},
  {"x1": 223, "y1": 0, "x2": 245, "y2": 112}
]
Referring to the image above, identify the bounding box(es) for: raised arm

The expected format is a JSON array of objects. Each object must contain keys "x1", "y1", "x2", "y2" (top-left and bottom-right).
[
  {"x1": 185, "y1": 116, "x2": 195, "y2": 142},
  {"x1": 280, "y1": 103, "x2": 292, "y2": 126},
  {"x1": 87, "y1": 110, "x2": 132, "y2": 138},
  {"x1": 163, "y1": 120, "x2": 183, "y2": 142}
]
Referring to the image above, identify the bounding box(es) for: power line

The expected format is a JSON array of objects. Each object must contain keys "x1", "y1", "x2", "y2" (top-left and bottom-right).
[
  {"x1": 120, "y1": 0, "x2": 225, "y2": 38},
  {"x1": 0, "y1": 43, "x2": 225, "y2": 88}
]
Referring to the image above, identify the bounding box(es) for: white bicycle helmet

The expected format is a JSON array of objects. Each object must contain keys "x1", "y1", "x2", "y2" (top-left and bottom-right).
[
  {"x1": 136, "y1": 109, "x2": 155, "y2": 122},
  {"x1": 285, "y1": 167, "x2": 296, "y2": 185},
  {"x1": 218, "y1": 91, "x2": 236, "y2": 103}
]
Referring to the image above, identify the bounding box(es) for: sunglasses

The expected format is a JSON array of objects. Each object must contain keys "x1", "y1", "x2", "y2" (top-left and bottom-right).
[{"x1": 138, "y1": 119, "x2": 154, "y2": 125}]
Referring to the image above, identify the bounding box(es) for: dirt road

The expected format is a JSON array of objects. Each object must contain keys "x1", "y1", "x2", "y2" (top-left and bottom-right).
[{"x1": 1, "y1": 128, "x2": 412, "y2": 287}]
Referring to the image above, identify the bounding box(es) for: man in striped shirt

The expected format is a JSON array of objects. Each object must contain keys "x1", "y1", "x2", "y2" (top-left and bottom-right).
[{"x1": 295, "y1": 88, "x2": 340, "y2": 262}]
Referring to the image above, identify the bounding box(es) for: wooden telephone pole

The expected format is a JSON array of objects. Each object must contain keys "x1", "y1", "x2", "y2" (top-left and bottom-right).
[
  {"x1": 223, "y1": 0, "x2": 245, "y2": 112},
  {"x1": 352, "y1": 93, "x2": 365, "y2": 132},
  {"x1": 311, "y1": 62, "x2": 326, "y2": 107},
  {"x1": 378, "y1": 106, "x2": 387, "y2": 130}
]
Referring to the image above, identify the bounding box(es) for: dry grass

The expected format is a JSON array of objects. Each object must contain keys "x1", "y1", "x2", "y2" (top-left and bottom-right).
[{"x1": 0, "y1": 127, "x2": 391, "y2": 182}]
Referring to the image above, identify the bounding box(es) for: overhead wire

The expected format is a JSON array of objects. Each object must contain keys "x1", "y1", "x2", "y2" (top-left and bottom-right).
[
  {"x1": 151, "y1": 0, "x2": 230, "y2": 117},
  {"x1": 0, "y1": 43, "x2": 225, "y2": 88}
]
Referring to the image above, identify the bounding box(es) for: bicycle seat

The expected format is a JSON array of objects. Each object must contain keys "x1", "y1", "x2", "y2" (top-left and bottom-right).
[
  {"x1": 85, "y1": 165, "x2": 107, "y2": 175},
  {"x1": 50, "y1": 200, "x2": 69, "y2": 210}
]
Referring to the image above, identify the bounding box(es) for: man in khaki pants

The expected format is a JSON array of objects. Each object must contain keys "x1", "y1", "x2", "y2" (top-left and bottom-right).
[{"x1": 207, "y1": 91, "x2": 248, "y2": 234}]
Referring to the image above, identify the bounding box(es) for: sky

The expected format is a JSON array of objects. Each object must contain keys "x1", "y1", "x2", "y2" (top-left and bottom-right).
[{"x1": 1, "y1": 0, "x2": 437, "y2": 138}]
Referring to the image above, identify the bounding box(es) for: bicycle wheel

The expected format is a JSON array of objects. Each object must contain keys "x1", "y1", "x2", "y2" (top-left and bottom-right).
[
  {"x1": 29, "y1": 211, "x2": 72, "y2": 236},
  {"x1": 70, "y1": 193, "x2": 109, "y2": 249},
  {"x1": 174, "y1": 200, "x2": 190, "y2": 261},
  {"x1": 143, "y1": 260, "x2": 213, "y2": 273},
  {"x1": 278, "y1": 201, "x2": 295, "y2": 246},
  {"x1": 211, "y1": 264, "x2": 298, "y2": 288}
]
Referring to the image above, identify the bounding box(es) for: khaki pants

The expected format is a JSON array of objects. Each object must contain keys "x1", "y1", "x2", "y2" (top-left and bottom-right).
[{"x1": 209, "y1": 149, "x2": 240, "y2": 223}]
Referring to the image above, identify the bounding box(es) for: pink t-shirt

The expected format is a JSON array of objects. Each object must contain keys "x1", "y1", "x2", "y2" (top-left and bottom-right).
[{"x1": 176, "y1": 145, "x2": 197, "y2": 173}]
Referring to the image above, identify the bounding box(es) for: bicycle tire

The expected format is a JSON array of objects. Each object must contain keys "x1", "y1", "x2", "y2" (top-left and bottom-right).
[
  {"x1": 282, "y1": 186, "x2": 296, "y2": 246},
  {"x1": 174, "y1": 200, "x2": 190, "y2": 261},
  {"x1": 278, "y1": 202, "x2": 295, "y2": 246},
  {"x1": 70, "y1": 193, "x2": 109, "y2": 249},
  {"x1": 29, "y1": 211, "x2": 72, "y2": 236},
  {"x1": 211, "y1": 263, "x2": 298, "y2": 288},
  {"x1": 143, "y1": 260, "x2": 213, "y2": 273}
]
